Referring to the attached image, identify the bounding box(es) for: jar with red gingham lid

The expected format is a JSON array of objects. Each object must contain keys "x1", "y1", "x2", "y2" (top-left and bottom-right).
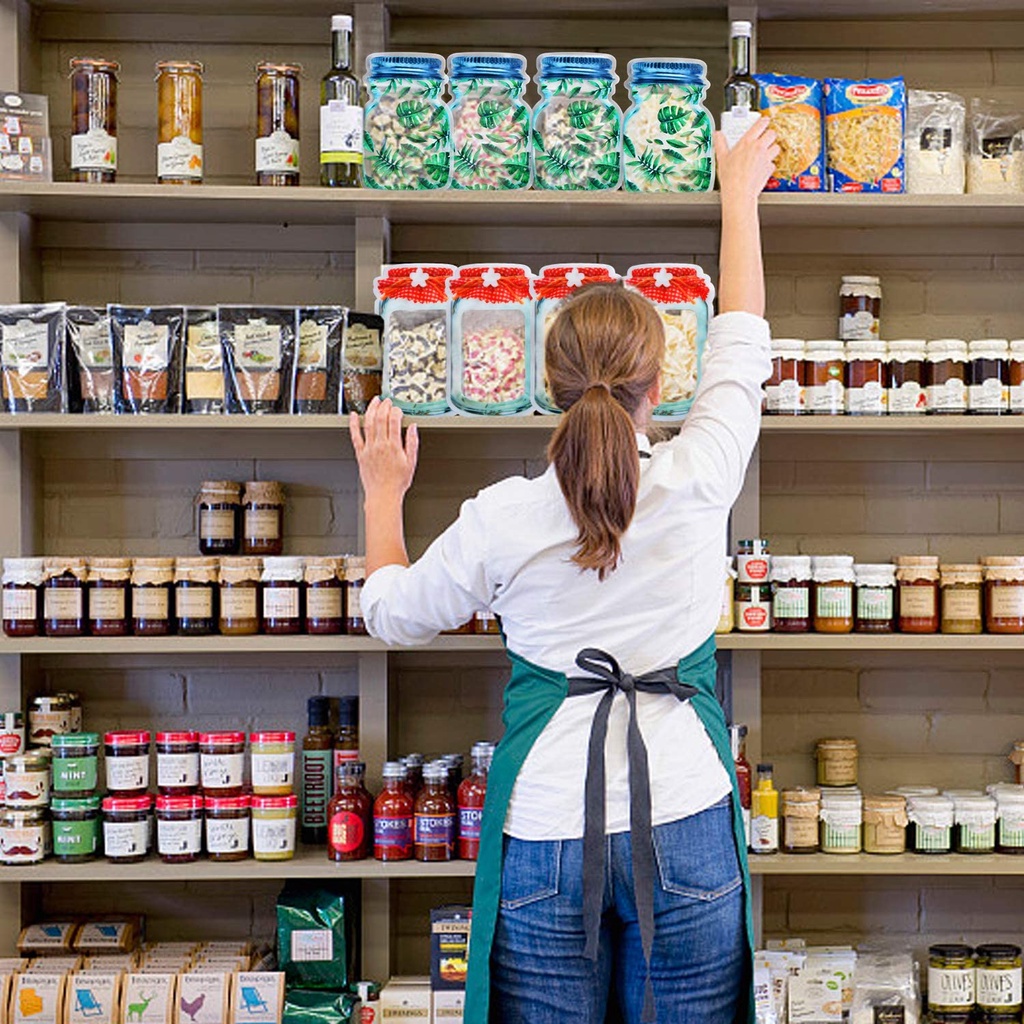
[
  {"x1": 449, "y1": 264, "x2": 533, "y2": 415},
  {"x1": 376, "y1": 263, "x2": 456, "y2": 415},
  {"x1": 532, "y1": 264, "x2": 619, "y2": 413},
  {"x1": 624, "y1": 263, "x2": 714, "y2": 420}
]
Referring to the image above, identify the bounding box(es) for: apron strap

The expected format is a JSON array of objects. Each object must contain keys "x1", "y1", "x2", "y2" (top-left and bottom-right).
[{"x1": 567, "y1": 648, "x2": 698, "y2": 1024}]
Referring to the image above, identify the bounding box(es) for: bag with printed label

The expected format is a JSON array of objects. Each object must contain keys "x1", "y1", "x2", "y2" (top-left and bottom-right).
[
  {"x1": 824, "y1": 76, "x2": 906, "y2": 193},
  {"x1": 67, "y1": 306, "x2": 119, "y2": 414},
  {"x1": 754, "y1": 73, "x2": 824, "y2": 192},
  {"x1": 276, "y1": 887, "x2": 350, "y2": 992},
  {"x1": 0, "y1": 302, "x2": 66, "y2": 413},
  {"x1": 294, "y1": 306, "x2": 347, "y2": 415},
  {"x1": 184, "y1": 307, "x2": 225, "y2": 415},
  {"x1": 110, "y1": 305, "x2": 184, "y2": 415},
  {"x1": 220, "y1": 306, "x2": 297, "y2": 415}
]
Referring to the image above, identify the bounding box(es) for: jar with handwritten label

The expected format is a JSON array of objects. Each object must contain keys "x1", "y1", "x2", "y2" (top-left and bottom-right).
[
  {"x1": 896, "y1": 555, "x2": 940, "y2": 633},
  {"x1": 156, "y1": 732, "x2": 200, "y2": 796},
  {"x1": 131, "y1": 558, "x2": 175, "y2": 636},
  {"x1": 104, "y1": 731, "x2": 150, "y2": 797},
  {"x1": 243, "y1": 481, "x2": 285, "y2": 557},
  {"x1": 43, "y1": 558, "x2": 87, "y2": 637},
  {"x1": 218, "y1": 557, "x2": 262, "y2": 636},
  {"x1": 262, "y1": 557, "x2": 305, "y2": 635},
  {"x1": 251, "y1": 731, "x2": 295, "y2": 797},
  {"x1": 199, "y1": 732, "x2": 245, "y2": 796},
  {"x1": 983, "y1": 556, "x2": 1024, "y2": 634},
  {"x1": 87, "y1": 558, "x2": 131, "y2": 636},
  {"x1": 305, "y1": 558, "x2": 344, "y2": 635},
  {"x1": 197, "y1": 481, "x2": 242, "y2": 557},
  {"x1": 156, "y1": 794, "x2": 203, "y2": 864},
  {"x1": 252, "y1": 794, "x2": 297, "y2": 861},
  {"x1": 174, "y1": 557, "x2": 218, "y2": 636},
  {"x1": 2, "y1": 558, "x2": 43, "y2": 638},
  {"x1": 205, "y1": 794, "x2": 251, "y2": 862},
  {"x1": 102, "y1": 794, "x2": 150, "y2": 864}
]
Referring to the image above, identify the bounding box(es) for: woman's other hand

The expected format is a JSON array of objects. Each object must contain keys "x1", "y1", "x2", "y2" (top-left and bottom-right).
[
  {"x1": 714, "y1": 118, "x2": 780, "y2": 208},
  {"x1": 350, "y1": 397, "x2": 420, "y2": 503}
]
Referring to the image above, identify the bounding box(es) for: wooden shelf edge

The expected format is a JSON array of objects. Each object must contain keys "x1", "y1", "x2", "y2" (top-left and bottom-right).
[{"x1": 748, "y1": 853, "x2": 1024, "y2": 875}]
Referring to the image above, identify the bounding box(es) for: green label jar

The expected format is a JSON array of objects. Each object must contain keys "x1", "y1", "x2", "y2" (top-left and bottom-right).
[
  {"x1": 52, "y1": 796, "x2": 100, "y2": 863},
  {"x1": 51, "y1": 732, "x2": 100, "y2": 796}
]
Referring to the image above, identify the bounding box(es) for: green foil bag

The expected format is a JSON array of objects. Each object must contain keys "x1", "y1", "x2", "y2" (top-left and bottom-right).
[
  {"x1": 276, "y1": 887, "x2": 348, "y2": 991},
  {"x1": 283, "y1": 989, "x2": 357, "y2": 1024}
]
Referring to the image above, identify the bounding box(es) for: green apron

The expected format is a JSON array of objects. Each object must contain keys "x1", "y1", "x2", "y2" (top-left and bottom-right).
[{"x1": 464, "y1": 634, "x2": 754, "y2": 1024}]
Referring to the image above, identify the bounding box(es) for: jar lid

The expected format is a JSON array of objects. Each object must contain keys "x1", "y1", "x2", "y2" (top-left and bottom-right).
[
  {"x1": 930, "y1": 943, "x2": 973, "y2": 960},
  {"x1": 43, "y1": 558, "x2": 88, "y2": 580},
  {"x1": 927, "y1": 338, "x2": 968, "y2": 359},
  {"x1": 382, "y1": 760, "x2": 405, "y2": 779},
  {"x1": 805, "y1": 339, "x2": 844, "y2": 356},
  {"x1": 30, "y1": 694, "x2": 71, "y2": 709},
  {"x1": 156, "y1": 731, "x2": 199, "y2": 745},
  {"x1": 345, "y1": 556, "x2": 366, "y2": 582},
  {"x1": 252, "y1": 794, "x2": 298, "y2": 810},
  {"x1": 820, "y1": 788, "x2": 862, "y2": 804},
  {"x1": 940, "y1": 563, "x2": 983, "y2": 584},
  {"x1": 983, "y1": 556, "x2": 1024, "y2": 582},
  {"x1": 366, "y1": 52, "x2": 446, "y2": 81},
  {"x1": 863, "y1": 793, "x2": 906, "y2": 811},
  {"x1": 954, "y1": 794, "x2": 996, "y2": 808},
  {"x1": 895, "y1": 554, "x2": 940, "y2": 582},
  {"x1": 102, "y1": 794, "x2": 152, "y2": 812},
  {"x1": 205, "y1": 795, "x2": 252, "y2": 811},
  {"x1": 69, "y1": 57, "x2": 120, "y2": 74},
  {"x1": 943, "y1": 788, "x2": 984, "y2": 798},
  {"x1": 262, "y1": 557, "x2": 305, "y2": 582},
  {"x1": 909, "y1": 794, "x2": 954, "y2": 809},
  {"x1": 2, "y1": 557, "x2": 44, "y2": 585},
  {"x1": 133, "y1": 557, "x2": 176, "y2": 568},
  {"x1": 781, "y1": 787, "x2": 821, "y2": 803},
  {"x1": 1011, "y1": 339, "x2": 1024, "y2": 356},
  {"x1": 888, "y1": 338, "x2": 927, "y2": 352},
  {"x1": 51, "y1": 796, "x2": 101, "y2": 812},
  {"x1": 250, "y1": 731, "x2": 296, "y2": 744},
  {"x1": 423, "y1": 763, "x2": 448, "y2": 783},
  {"x1": 199, "y1": 480, "x2": 241, "y2": 495},
  {"x1": 811, "y1": 555, "x2": 855, "y2": 583},
  {"x1": 627, "y1": 57, "x2": 708, "y2": 87},
  {"x1": 845, "y1": 340, "x2": 887, "y2": 358},
  {"x1": 199, "y1": 731, "x2": 245, "y2": 745},
  {"x1": 132, "y1": 558, "x2": 176, "y2": 586},
  {"x1": 51, "y1": 732, "x2": 100, "y2": 748},
  {"x1": 104, "y1": 730, "x2": 151, "y2": 746},
  {"x1": 243, "y1": 481, "x2": 285, "y2": 504},
  {"x1": 5, "y1": 753, "x2": 49, "y2": 771},
  {"x1": 155, "y1": 59, "x2": 203, "y2": 73},
  {"x1": 887, "y1": 785, "x2": 939, "y2": 798},
  {"x1": 969, "y1": 338, "x2": 1009, "y2": 357},
  {"x1": 976, "y1": 943, "x2": 1023, "y2": 959},
  {"x1": 895, "y1": 555, "x2": 939, "y2": 567},
  {"x1": 996, "y1": 790, "x2": 1024, "y2": 806},
  {"x1": 175, "y1": 557, "x2": 220, "y2": 583},
  {"x1": 156, "y1": 794, "x2": 204, "y2": 812},
  {"x1": 536, "y1": 52, "x2": 618, "y2": 83},
  {"x1": 770, "y1": 337, "x2": 805, "y2": 354},
  {"x1": 854, "y1": 563, "x2": 896, "y2": 586},
  {"x1": 219, "y1": 557, "x2": 263, "y2": 585},
  {"x1": 448, "y1": 52, "x2": 527, "y2": 82},
  {"x1": 841, "y1": 275, "x2": 881, "y2": 286},
  {"x1": 817, "y1": 737, "x2": 858, "y2": 750},
  {"x1": 305, "y1": 558, "x2": 342, "y2": 585},
  {"x1": 87, "y1": 558, "x2": 132, "y2": 583},
  {"x1": 769, "y1": 555, "x2": 812, "y2": 582},
  {"x1": 255, "y1": 61, "x2": 302, "y2": 75}
]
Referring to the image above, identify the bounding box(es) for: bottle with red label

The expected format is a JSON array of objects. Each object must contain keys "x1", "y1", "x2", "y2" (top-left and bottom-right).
[
  {"x1": 458, "y1": 741, "x2": 494, "y2": 860},
  {"x1": 327, "y1": 762, "x2": 372, "y2": 861},
  {"x1": 414, "y1": 761, "x2": 456, "y2": 862},
  {"x1": 373, "y1": 761, "x2": 413, "y2": 861},
  {"x1": 730, "y1": 724, "x2": 752, "y2": 849}
]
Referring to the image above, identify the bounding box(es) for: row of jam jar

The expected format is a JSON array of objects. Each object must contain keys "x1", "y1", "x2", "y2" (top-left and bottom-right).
[
  {"x1": 735, "y1": 553, "x2": 1024, "y2": 634},
  {"x1": 0, "y1": 556, "x2": 367, "y2": 638},
  {"x1": 765, "y1": 337, "x2": 1024, "y2": 415}
]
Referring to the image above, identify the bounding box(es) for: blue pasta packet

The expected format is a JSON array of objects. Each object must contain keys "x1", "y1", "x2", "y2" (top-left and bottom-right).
[
  {"x1": 824, "y1": 77, "x2": 906, "y2": 193},
  {"x1": 754, "y1": 73, "x2": 824, "y2": 192}
]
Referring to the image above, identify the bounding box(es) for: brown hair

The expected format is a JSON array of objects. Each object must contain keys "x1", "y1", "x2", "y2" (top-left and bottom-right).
[{"x1": 546, "y1": 283, "x2": 665, "y2": 580}]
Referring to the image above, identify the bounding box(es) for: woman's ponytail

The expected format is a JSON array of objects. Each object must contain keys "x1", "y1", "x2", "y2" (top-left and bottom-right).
[{"x1": 545, "y1": 285, "x2": 665, "y2": 580}]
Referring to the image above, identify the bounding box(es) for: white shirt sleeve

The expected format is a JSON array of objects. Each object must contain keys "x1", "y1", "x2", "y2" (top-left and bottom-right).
[
  {"x1": 360, "y1": 494, "x2": 494, "y2": 647},
  {"x1": 661, "y1": 310, "x2": 771, "y2": 508}
]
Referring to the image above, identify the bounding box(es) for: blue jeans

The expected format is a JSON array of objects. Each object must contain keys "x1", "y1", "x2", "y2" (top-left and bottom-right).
[{"x1": 491, "y1": 797, "x2": 746, "y2": 1024}]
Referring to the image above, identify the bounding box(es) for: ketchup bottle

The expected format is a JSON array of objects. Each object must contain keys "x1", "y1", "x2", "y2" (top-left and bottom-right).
[
  {"x1": 327, "y1": 762, "x2": 372, "y2": 861},
  {"x1": 458, "y1": 741, "x2": 494, "y2": 861},
  {"x1": 373, "y1": 761, "x2": 413, "y2": 861}
]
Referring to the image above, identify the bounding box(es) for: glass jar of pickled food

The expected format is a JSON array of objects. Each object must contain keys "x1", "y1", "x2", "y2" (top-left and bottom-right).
[
  {"x1": 4, "y1": 753, "x2": 51, "y2": 808},
  {"x1": 816, "y1": 737, "x2": 858, "y2": 788},
  {"x1": 262, "y1": 557, "x2": 305, "y2": 635},
  {"x1": 344, "y1": 557, "x2": 368, "y2": 635},
  {"x1": 976, "y1": 944, "x2": 1023, "y2": 1022},
  {"x1": 3, "y1": 557, "x2": 43, "y2": 638},
  {"x1": 70, "y1": 57, "x2": 119, "y2": 183},
  {"x1": 770, "y1": 555, "x2": 812, "y2": 633},
  {"x1": 251, "y1": 731, "x2": 296, "y2": 796},
  {"x1": 28, "y1": 693, "x2": 73, "y2": 747},
  {"x1": 199, "y1": 731, "x2": 245, "y2": 795},
  {"x1": 252, "y1": 794, "x2": 297, "y2": 860},
  {"x1": 448, "y1": 52, "x2": 531, "y2": 190},
  {"x1": 983, "y1": 556, "x2": 1024, "y2": 634},
  {"x1": 812, "y1": 556, "x2": 855, "y2": 633},
  {"x1": 104, "y1": 730, "x2": 150, "y2": 796},
  {"x1": 51, "y1": 732, "x2": 100, "y2": 797},
  {"x1": 243, "y1": 481, "x2": 285, "y2": 557},
  {"x1": 854, "y1": 563, "x2": 896, "y2": 633},
  {"x1": 955, "y1": 794, "x2": 997, "y2": 853},
  {"x1": 928, "y1": 944, "x2": 975, "y2": 1022},
  {"x1": 156, "y1": 731, "x2": 200, "y2": 795},
  {"x1": 218, "y1": 557, "x2": 262, "y2": 635},
  {"x1": 52, "y1": 796, "x2": 100, "y2": 863},
  {"x1": 819, "y1": 788, "x2": 862, "y2": 854},
  {"x1": 862, "y1": 793, "x2": 907, "y2": 854},
  {"x1": 101, "y1": 794, "x2": 151, "y2": 863},
  {"x1": 940, "y1": 563, "x2": 984, "y2": 634},
  {"x1": 908, "y1": 794, "x2": 954, "y2": 854},
  {"x1": 156, "y1": 794, "x2": 203, "y2": 863},
  {"x1": 255, "y1": 62, "x2": 301, "y2": 187},
  {"x1": 0, "y1": 807, "x2": 48, "y2": 864},
  {"x1": 305, "y1": 557, "x2": 344, "y2": 634},
  {"x1": 43, "y1": 558, "x2": 87, "y2": 637},
  {"x1": 781, "y1": 787, "x2": 820, "y2": 853},
  {"x1": 205, "y1": 794, "x2": 251, "y2": 861},
  {"x1": 623, "y1": 58, "x2": 713, "y2": 193},
  {"x1": 156, "y1": 60, "x2": 204, "y2": 184},
  {"x1": 87, "y1": 557, "x2": 131, "y2": 637},
  {"x1": 174, "y1": 557, "x2": 218, "y2": 636},
  {"x1": 895, "y1": 555, "x2": 940, "y2": 633},
  {"x1": 363, "y1": 53, "x2": 451, "y2": 190},
  {"x1": 197, "y1": 481, "x2": 242, "y2": 557},
  {"x1": 131, "y1": 557, "x2": 175, "y2": 635}
]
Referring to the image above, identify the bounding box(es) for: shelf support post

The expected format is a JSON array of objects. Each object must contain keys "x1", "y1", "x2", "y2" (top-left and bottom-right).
[{"x1": 355, "y1": 216, "x2": 390, "y2": 312}]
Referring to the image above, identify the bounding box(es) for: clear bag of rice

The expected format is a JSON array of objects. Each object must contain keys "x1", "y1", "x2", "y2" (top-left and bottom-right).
[
  {"x1": 906, "y1": 90, "x2": 965, "y2": 194},
  {"x1": 968, "y1": 97, "x2": 1024, "y2": 194}
]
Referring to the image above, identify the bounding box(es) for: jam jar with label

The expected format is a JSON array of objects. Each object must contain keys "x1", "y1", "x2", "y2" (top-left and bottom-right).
[
  {"x1": 2, "y1": 557, "x2": 43, "y2": 638},
  {"x1": 764, "y1": 338, "x2": 804, "y2": 415},
  {"x1": 854, "y1": 563, "x2": 897, "y2": 633},
  {"x1": 174, "y1": 557, "x2": 219, "y2": 635},
  {"x1": 262, "y1": 557, "x2": 305, "y2": 634},
  {"x1": 205, "y1": 794, "x2": 251, "y2": 861},
  {"x1": 197, "y1": 480, "x2": 242, "y2": 556},
  {"x1": 104, "y1": 731, "x2": 150, "y2": 796},
  {"x1": 888, "y1": 339, "x2": 928, "y2": 415},
  {"x1": 156, "y1": 794, "x2": 203, "y2": 863},
  {"x1": 769, "y1": 555, "x2": 811, "y2": 633},
  {"x1": 839, "y1": 275, "x2": 881, "y2": 341},
  {"x1": 218, "y1": 557, "x2": 262, "y2": 635},
  {"x1": 969, "y1": 338, "x2": 1009, "y2": 414},
  {"x1": 28, "y1": 693, "x2": 74, "y2": 747},
  {"x1": 87, "y1": 557, "x2": 131, "y2": 636},
  {"x1": 895, "y1": 555, "x2": 940, "y2": 633},
  {"x1": 43, "y1": 558, "x2": 87, "y2": 637},
  {"x1": 983, "y1": 556, "x2": 1024, "y2": 634},
  {"x1": 51, "y1": 732, "x2": 100, "y2": 797},
  {"x1": 200, "y1": 731, "x2": 246, "y2": 795},
  {"x1": 0, "y1": 807, "x2": 49, "y2": 864},
  {"x1": 305, "y1": 557, "x2": 344, "y2": 634},
  {"x1": 927, "y1": 339, "x2": 968, "y2": 414},
  {"x1": 250, "y1": 731, "x2": 295, "y2": 796},
  {"x1": 812, "y1": 556, "x2": 855, "y2": 633},
  {"x1": 4, "y1": 753, "x2": 51, "y2": 808},
  {"x1": 243, "y1": 481, "x2": 285, "y2": 557},
  {"x1": 1010, "y1": 339, "x2": 1024, "y2": 414},
  {"x1": 344, "y1": 557, "x2": 368, "y2": 634},
  {"x1": 132, "y1": 558, "x2": 175, "y2": 635},
  {"x1": 156, "y1": 731, "x2": 200, "y2": 795},
  {"x1": 52, "y1": 795, "x2": 100, "y2": 863},
  {"x1": 252, "y1": 794, "x2": 297, "y2": 861},
  {"x1": 940, "y1": 564, "x2": 984, "y2": 635},
  {"x1": 844, "y1": 340, "x2": 887, "y2": 415},
  {"x1": 101, "y1": 794, "x2": 150, "y2": 863},
  {"x1": 804, "y1": 340, "x2": 845, "y2": 415}
]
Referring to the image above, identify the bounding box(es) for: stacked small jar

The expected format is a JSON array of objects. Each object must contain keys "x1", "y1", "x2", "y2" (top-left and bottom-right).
[{"x1": 927, "y1": 942, "x2": 1023, "y2": 1024}]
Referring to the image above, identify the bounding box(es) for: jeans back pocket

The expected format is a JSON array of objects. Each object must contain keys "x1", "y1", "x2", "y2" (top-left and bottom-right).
[
  {"x1": 500, "y1": 836, "x2": 562, "y2": 911},
  {"x1": 652, "y1": 799, "x2": 742, "y2": 902}
]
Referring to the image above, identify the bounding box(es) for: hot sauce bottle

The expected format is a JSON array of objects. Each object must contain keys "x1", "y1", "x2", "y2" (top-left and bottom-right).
[
  {"x1": 373, "y1": 761, "x2": 413, "y2": 861},
  {"x1": 414, "y1": 762, "x2": 456, "y2": 862},
  {"x1": 458, "y1": 741, "x2": 493, "y2": 861},
  {"x1": 730, "y1": 725, "x2": 752, "y2": 849},
  {"x1": 327, "y1": 762, "x2": 372, "y2": 861},
  {"x1": 301, "y1": 696, "x2": 334, "y2": 845}
]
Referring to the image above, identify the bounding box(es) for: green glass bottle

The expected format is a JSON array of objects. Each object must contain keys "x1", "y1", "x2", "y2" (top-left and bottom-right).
[{"x1": 320, "y1": 14, "x2": 362, "y2": 187}]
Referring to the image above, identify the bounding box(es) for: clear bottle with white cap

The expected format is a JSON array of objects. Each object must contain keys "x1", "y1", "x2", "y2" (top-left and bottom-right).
[
  {"x1": 721, "y1": 20, "x2": 761, "y2": 148},
  {"x1": 320, "y1": 14, "x2": 362, "y2": 187}
]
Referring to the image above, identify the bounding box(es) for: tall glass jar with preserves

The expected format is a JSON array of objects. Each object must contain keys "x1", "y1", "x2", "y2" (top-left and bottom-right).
[
  {"x1": 532, "y1": 52, "x2": 622, "y2": 191},
  {"x1": 363, "y1": 53, "x2": 451, "y2": 190},
  {"x1": 255, "y1": 62, "x2": 301, "y2": 187},
  {"x1": 155, "y1": 60, "x2": 204, "y2": 185},
  {"x1": 623, "y1": 58, "x2": 714, "y2": 193},
  {"x1": 983, "y1": 556, "x2": 1024, "y2": 634},
  {"x1": 70, "y1": 58, "x2": 119, "y2": 184},
  {"x1": 895, "y1": 555, "x2": 940, "y2": 633},
  {"x1": 448, "y1": 53, "x2": 531, "y2": 190}
]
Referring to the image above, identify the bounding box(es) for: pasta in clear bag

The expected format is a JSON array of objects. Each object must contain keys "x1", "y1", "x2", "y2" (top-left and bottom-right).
[
  {"x1": 968, "y1": 97, "x2": 1024, "y2": 195},
  {"x1": 906, "y1": 89, "x2": 965, "y2": 195},
  {"x1": 825, "y1": 77, "x2": 906, "y2": 193},
  {"x1": 624, "y1": 263, "x2": 713, "y2": 421}
]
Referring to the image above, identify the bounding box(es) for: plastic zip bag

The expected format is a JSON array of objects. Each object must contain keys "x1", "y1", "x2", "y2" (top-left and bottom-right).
[{"x1": 906, "y1": 90, "x2": 965, "y2": 194}]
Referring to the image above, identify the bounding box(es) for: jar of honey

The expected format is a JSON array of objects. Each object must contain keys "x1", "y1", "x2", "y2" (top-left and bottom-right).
[
  {"x1": 155, "y1": 60, "x2": 204, "y2": 184},
  {"x1": 218, "y1": 557, "x2": 262, "y2": 635},
  {"x1": 895, "y1": 555, "x2": 940, "y2": 633},
  {"x1": 87, "y1": 557, "x2": 131, "y2": 637},
  {"x1": 983, "y1": 556, "x2": 1024, "y2": 634}
]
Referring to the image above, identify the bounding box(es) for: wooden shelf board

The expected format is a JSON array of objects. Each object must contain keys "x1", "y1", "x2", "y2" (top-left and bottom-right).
[
  {"x1": 749, "y1": 853, "x2": 1024, "y2": 875},
  {"x1": 716, "y1": 634, "x2": 1024, "y2": 651}
]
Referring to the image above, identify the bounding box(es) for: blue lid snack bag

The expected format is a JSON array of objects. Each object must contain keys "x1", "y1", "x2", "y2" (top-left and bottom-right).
[
  {"x1": 754, "y1": 74, "x2": 824, "y2": 192},
  {"x1": 825, "y1": 77, "x2": 906, "y2": 193}
]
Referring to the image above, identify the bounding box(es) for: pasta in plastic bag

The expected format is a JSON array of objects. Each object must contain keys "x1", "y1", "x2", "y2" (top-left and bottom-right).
[
  {"x1": 825, "y1": 77, "x2": 906, "y2": 193},
  {"x1": 906, "y1": 89, "x2": 965, "y2": 194},
  {"x1": 968, "y1": 97, "x2": 1024, "y2": 194},
  {"x1": 754, "y1": 73, "x2": 824, "y2": 192}
]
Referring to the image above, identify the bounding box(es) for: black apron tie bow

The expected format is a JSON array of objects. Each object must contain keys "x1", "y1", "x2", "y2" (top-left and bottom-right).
[{"x1": 567, "y1": 648, "x2": 699, "y2": 1024}]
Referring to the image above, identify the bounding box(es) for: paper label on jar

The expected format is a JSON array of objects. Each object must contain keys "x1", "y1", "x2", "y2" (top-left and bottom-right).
[
  {"x1": 928, "y1": 377, "x2": 967, "y2": 413},
  {"x1": 840, "y1": 310, "x2": 878, "y2": 341},
  {"x1": 806, "y1": 379, "x2": 845, "y2": 414},
  {"x1": 900, "y1": 585, "x2": 937, "y2": 619},
  {"x1": 992, "y1": 586, "x2": 1024, "y2": 619},
  {"x1": 857, "y1": 588, "x2": 894, "y2": 621},
  {"x1": 784, "y1": 815, "x2": 818, "y2": 848},
  {"x1": 253, "y1": 815, "x2": 296, "y2": 856},
  {"x1": 252, "y1": 751, "x2": 294, "y2": 790},
  {"x1": 765, "y1": 378, "x2": 803, "y2": 414},
  {"x1": 132, "y1": 587, "x2": 169, "y2": 620},
  {"x1": 202, "y1": 752, "x2": 245, "y2": 789},
  {"x1": 71, "y1": 128, "x2": 117, "y2": 172},
  {"x1": 245, "y1": 508, "x2": 281, "y2": 540},
  {"x1": 255, "y1": 130, "x2": 299, "y2": 175},
  {"x1": 107, "y1": 754, "x2": 149, "y2": 792},
  {"x1": 2, "y1": 320, "x2": 49, "y2": 370},
  {"x1": 0, "y1": 823, "x2": 45, "y2": 862},
  {"x1": 343, "y1": 323, "x2": 382, "y2": 371},
  {"x1": 320, "y1": 101, "x2": 363, "y2": 163},
  {"x1": 157, "y1": 816, "x2": 202, "y2": 856},
  {"x1": 736, "y1": 601, "x2": 771, "y2": 632},
  {"x1": 30, "y1": 708, "x2": 71, "y2": 744},
  {"x1": 221, "y1": 588, "x2": 258, "y2": 621},
  {"x1": 206, "y1": 816, "x2": 250, "y2": 855},
  {"x1": 101, "y1": 819, "x2": 147, "y2": 860},
  {"x1": 123, "y1": 322, "x2": 170, "y2": 373},
  {"x1": 4, "y1": 767, "x2": 49, "y2": 806},
  {"x1": 750, "y1": 815, "x2": 778, "y2": 852},
  {"x1": 3, "y1": 588, "x2": 36, "y2": 621},
  {"x1": 200, "y1": 508, "x2": 236, "y2": 541},
  {"x1": 158, "y1": 751, "x2": 200, "y2": 789},
  {"x1": 187, "y1": 321, "x2": 222, "y2": 371},
  {"x1": 89, "y1": 587, "x2": 125, "y2": 621},
  {"x1": 889, "y1": 381, "x2": 926, "y2": 414},
  {"x1": 943, "y1": 589, "x2": 982, "y2": 620},
  {"x1": 977, "y1": 968, "x2": 1022, "y2": 1007},
  {"x1": 1012, "y1": 383, "x2": 1024, "y2": 413},
  {"x1": 298, "y1": 320, "x2": 329, "y2": 370},
  {"x1": 737, "y1": 555, "x2": 769, "y2": 583},
  {"x1": 158, "y1": 135, "x2": 203, "y2": 180},
  {"x1": 176, "y1": 586, "x2": 213, "y2": 619},
  {"x1": 347, "y1": 585, "x2": 363, "y2": 619},
  {"x1": 44, "y1": 587, "x2": 83, "y2": 620},
  {"x1": 233, "y1": 323, "x2": 282, "y2": 371},
  {"x1": 928, "y1": 966, "x2": 974, "y2": 1007},
  {"x1": 307, "y1": 587, "x2": 342, "y2": 620},
  {"x1": 969, "y1": 377, "x2": 1008, "y2": 412},
  {"x1": 773, "y1": 586, "x2": 809, "y2": 620},
  {"x1": 816, "y1": 585, "x2": 852, "y2": 619},
  {"x1": 264, "y1": 587, "x2": 300, "y2": 620},
  {"x1": 846, "y1": 381, "x2": 886, "y2": 414}
]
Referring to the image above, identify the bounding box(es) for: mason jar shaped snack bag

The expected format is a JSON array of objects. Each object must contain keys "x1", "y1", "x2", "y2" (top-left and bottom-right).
[
  {"x1": 220, "y1": 306, "x2": 297, "y2": 415},
  {"x1": 363, "y1": 53, "x2": 451, "y2": 190},
  {"x1": 624, "y1": 263, "x2": 714, "y2": 419},
  {"x1": 532, "y1": 52, "x2": 622, "y2": 191},
  {"x1": 531, "y1": 264, "x2": 619, "y2": 413},
  {"x1": 448, "y1": 264, "x2": 533, "y2": 416},
  {"x1": 376, "y1": 264, "x2": 456, "y2": 415}
]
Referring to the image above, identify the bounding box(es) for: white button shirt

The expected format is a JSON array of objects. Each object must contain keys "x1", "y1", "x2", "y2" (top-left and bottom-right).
[{"x1": 362, "y1": 311, "x2": 772, "y2": 839}]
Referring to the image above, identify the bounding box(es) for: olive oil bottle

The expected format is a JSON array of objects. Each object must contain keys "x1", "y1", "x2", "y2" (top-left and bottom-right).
[{"x1": 320, "y1": 14, "x2": 362, "y2": 187}]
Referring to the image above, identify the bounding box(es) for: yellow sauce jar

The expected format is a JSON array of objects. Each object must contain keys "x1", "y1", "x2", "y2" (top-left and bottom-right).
[
  {"x1": 251, "y1": 794, "x2": 297, "y2": 860},
  {"x1": 250, "y1": 731, "x2": 295, "y2": 796}
]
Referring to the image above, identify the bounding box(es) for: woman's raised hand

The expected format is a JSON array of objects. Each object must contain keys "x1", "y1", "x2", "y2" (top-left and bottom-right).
[
  {"x1": 349, "y1": 397, "x2": 420, "y2": 502},
  {"x1": 714, "y1": 118, "x2": 780, "y2": 206}
]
